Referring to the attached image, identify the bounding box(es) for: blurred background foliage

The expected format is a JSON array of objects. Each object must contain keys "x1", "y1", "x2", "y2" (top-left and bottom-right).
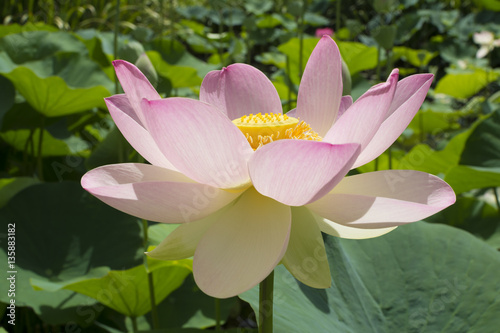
[{"x1": 1, "y1": 0, "x2": 500, "y2": 332}]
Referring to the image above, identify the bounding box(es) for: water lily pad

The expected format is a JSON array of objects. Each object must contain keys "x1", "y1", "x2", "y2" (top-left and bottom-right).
[
  {"x1": 445, "y1": 165, "x2": 500, "y2": 194},
  {"x1": 426, "y1": 196, "x2": 500, "y2": 249},
  {"x1": 435, "y1": 69, "x2": 499, "y2": 99},
  {"x1": 460, "y1": 108, "x2": 500, "y2": 168},
  {"x1": 240, "y1": 222, "x2": 500, "y2": 333},
  {"x1": 2, "y1": 66, "x2": 109, "y2": 117},
  {"x1": 42, "y1": 258, "x2": 193, "y2": 317},
  {"x1": 0, "y1": 128, "x2": 88, "y2": 157},
  {"x1": 147, "y1": 51, "x2": 202, "y2": 89},
  {"x1": 0, "y1": 30, "x2": 87, "y2": 64},
  {"x1": 0, "y1": 182, "x2": 143, "y2": 323},
  {"x1": 0, "y1": 75, "x2": 15, "y2": 127},
  {"x1": 0, "y1": 177, "x2": 39, "y2": 208}
]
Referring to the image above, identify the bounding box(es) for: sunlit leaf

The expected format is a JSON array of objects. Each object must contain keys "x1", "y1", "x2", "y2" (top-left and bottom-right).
[
  {"x1": 2, "y1": 67, "x2": 109, "y2": 117},
  {"x1": 435, "y1": 69, "x2": 499, "y2": 99},
  {"x1": 445, "y1": 165, "x2": 500, "y2": 194},
  {"x1": 59, "y1": 258, "x2": 192, "y2": 317}
]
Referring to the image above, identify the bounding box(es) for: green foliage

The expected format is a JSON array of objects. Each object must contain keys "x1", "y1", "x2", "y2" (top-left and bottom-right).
[
  {"x1": 2, "y1": 67, "x2": 109, "y2": 117},
  {"x1": 241, "y1": 222, "x2": 500, "y2": 332},
  {"x1": 0, "y1": 182, "x2": 143, "y2": 324},
  {"x1": 435, "y1": 69, "x2": 500, "y2": 99}
]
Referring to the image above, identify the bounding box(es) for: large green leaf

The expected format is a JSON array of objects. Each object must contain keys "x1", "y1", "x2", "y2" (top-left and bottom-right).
[
  {"x1": 393, "y1": 46, "x2": 438, "y2": 67},
  {"x1": 0, "y1": 30, "x2": 87, "y2": 63},
  {"x1": 336, "y1": 41, "x2": 378, "y2": 76},
  {"x1": 396, "y1": 125, "x2": 471, "y2": 175},
  {"x1": 0, "y1": 75, "x2": 15, "y2": 127},
  {"x1": 0, "y1": 128, "x2": 88, "y2": 157},
  {"x1": 460, "y1": 108, "x2": 500, "y2": 167},
  {"x1": 2, "y1": 66, "x2": 109, "y2": 117},
  {"x1": 0, "y1": 22, "x2": 57, "y2": 39},
  {"x1": 240, "y1": 222, "x2": 500, "y2": 333},
  {"x1": 0, "y1": 177, "x2": 39, "y2": 208},
  {"x1": 445, "y1": 165, "x2": 500, "y2": 194},
  {"x1": 434, "y1": 69, "x2": 499, "y2": 99},
  {"x1": 149, "y1": 37, "x2": 216, "y2": 77},
  {"x1": 277, "y1": 37, "x2": 320, "y2": 85},
  {"x1": 0, "y1": 182, "x2": 143, "y2": 323},
  {"x1": 50, "y1": 258, "x2": 193, "y2": 317},
  {"x1": 147, "y1": 51, "x2": 202, "y2": 89},
  {"x1": 426, "y1": 197, "x2": 500, "y2": 249},
  {"x1": 407, "y1": 109, "x2": 459, "y2": 138}
]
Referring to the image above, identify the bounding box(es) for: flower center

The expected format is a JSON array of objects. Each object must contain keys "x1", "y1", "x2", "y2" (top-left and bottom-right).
[{"x1": 232, "y1": 112, "x2": 322, "y2": 150}]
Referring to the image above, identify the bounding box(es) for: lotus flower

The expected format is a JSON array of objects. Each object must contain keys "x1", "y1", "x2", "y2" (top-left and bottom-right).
[
  {"x1": 473, "y1": 31, "x2": 500, "y2": 59},
  {"x1": 81, "y1": 36, "x2": 455, "y2": 298}
]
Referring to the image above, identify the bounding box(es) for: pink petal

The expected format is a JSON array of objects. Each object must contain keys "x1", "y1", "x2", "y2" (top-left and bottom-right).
[
  {"x1": 323, "y1": 69, "x2": 399, "y2": 165},
  {"x1": 147, "y1": 207, "x2": 228, "y2": 260},
  {"x1": 336, "y1": 95, "x2": 353, "y2": 121},
  {"x1": 81, "y1": 163, "x2": 240, "y2": 223},
  {"x1": 143, "y1": 98, "x2": 254, "y2": 189},
  {"x1": 193, "y1": 187, "x2": 291, "y2": 298},
  {"x1": 113, "y1": 60, "x2": 161, "y2": 126},
  {"x1": 248, "y1": 140, "x2": 360, "y2": 206},
  {"x1": 354, "y1": 74, "x2": 433, "y2": 167},
  {"x1": 199, "y1": 63, "x2": 282, "y2": 120},
  {"x1": 105, "y1": 95, "x2": 176, "y2": 170},
  {"x1": 296, "y1": 36, "x2": 343, "y2": 136},
  {"x1": 307, "y1": 170, "x2": 456, "y2": 228},
  {"x1": 282, "y1": 207, "x2": 331, "y2": 288}
]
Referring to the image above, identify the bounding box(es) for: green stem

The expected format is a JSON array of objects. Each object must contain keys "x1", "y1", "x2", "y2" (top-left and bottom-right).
[
  {"x1": 259, "y1": 270, "x2": 274, "y2": 333},
  {"x1": 376, "y1": 44, "x2": 381, "y2": 81},
  {"x1": 159, "y1": 0, "x2": 164, "y2": 37},
  {"x1": 37, "y1": 117, "x2": 45, "y2": 181},
  {"x1": 28, "y1": 0, "x2": 34, "y2": 22},
  {"x1": 336, "y1": 0, "x2": 341, "y2": 33},
  {"x1": 218, "y1": 15, "x2": 224, "y2": 64},
  {"x1": 286, "y1": 55, "x2": 292, "y2": 111},
  {"x1": 386, "y1": 49, "x2": 393, "y2": 78},
  {"x1": 142, "y1": 219, "x2": 159, "y2": 329},
  {"x1": 131, "y1": 316, "x2": 138, "y2": 332},
  {"x1": 298, "y1": 1, "x2": 305, "y2": 80},
  {"x1": 114, "y1": 0, "x2": 120, "y2": 94},
  {"x1": 215, "y1": 298, "x2": 221, "y2": 331},
  {"x1": 169, "y1": 0, "x2": 175, "y2": 44}
]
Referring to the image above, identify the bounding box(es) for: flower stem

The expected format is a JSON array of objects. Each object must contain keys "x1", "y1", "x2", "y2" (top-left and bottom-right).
[
  {"x1": 142, "y1": 219, "x2": 159, "y2": 329},
  {"x1": 259, "y1": 270, "x2": 274, "y2": 333},
  {"x1": 36, "y1": 116, "x2": 45, "y2": 181},
  {"x1": 113, "y1": 0, "x2": 120, "y2": 94},
  {"x1": 336, "y1": 0, "x2": 341, "y2": 33},
  {"x1": 131, "y1": 316, "x2": 138, "y2": 332}
]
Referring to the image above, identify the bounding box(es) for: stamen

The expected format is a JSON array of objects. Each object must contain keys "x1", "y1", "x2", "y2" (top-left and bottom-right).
[{"x1": 232, "y1": 112, "x2": 322, "y2": 150}]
